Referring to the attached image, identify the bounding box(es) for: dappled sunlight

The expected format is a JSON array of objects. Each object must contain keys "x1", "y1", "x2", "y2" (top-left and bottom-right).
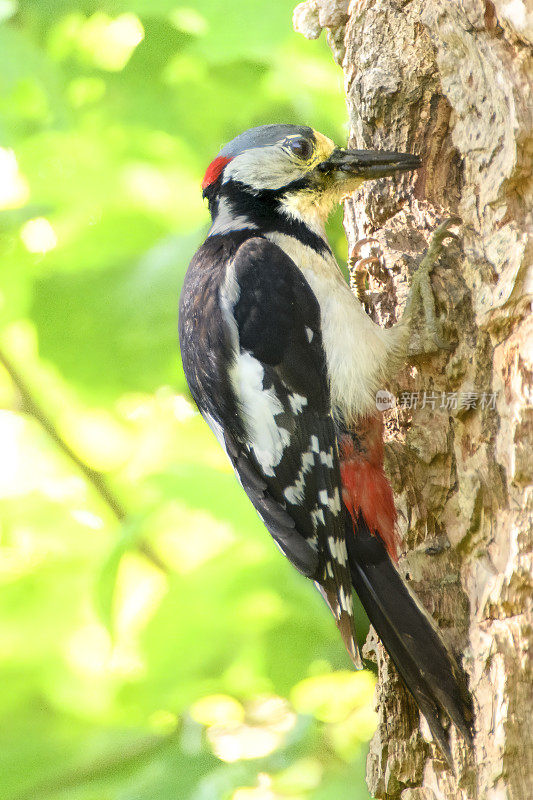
[
  {"x1": 0, "y1": 147, "x2": 29, "y2": 209},
  {"x1": 123, "y1": 164, "x2": 176, "y2": 213},
  {"x1": 231, "y1": 761, "x2": 323, "y2": 799},
  {"x1": 118, "y1": 391, "x2": 201, "y2": 479},
  {"x1": 235, "y1": 589, "x2": 287, "y2": 629},
  {"x1": 328, "y1": 704, "x2": 379, "y2": 761},
  {"x1": 0, "y1": 409, "x2": 86, "y2": 503},
  {"x1": 0, "y1": 410, "x2": 26, "y2": 497},
  {"x1": 150, "y1": 501, "x2": 236, "y2": 573},
  {"x1": 65, "y1": 555, "x2": 167, "y2": 682},
  {"x1": 203, "y1": 695, "x2": 296, "y2": 763},
  {"x1": 148, "y1": 708, "x2": 179, "y2": 734},
  {"x1": 168, "y1": 392, "x2": 197, "y2": 423},
  {"x1": 247, "y1": 695, "x2": 297, "y2": 734},
  {"x1": 114, "y1": 552, "x2": 168, "y2": 638},
  {"x1": 64, "y1": 621, "x2": 144, "y2": 682},
  {"x1": 117, "y1": 389, "x2": 232, "y2": 479},
  {"x1": 65, "y1": 622, "x2": 113, "y2": 677},
  {"x1": 67, "y1": 76, "x2": 106, "y2": 108},
  {"x1": 40, "y1": 474, "x2": 87, "y2": 503},
  {"x1": 271, "y1": 758, "x2": 323, "y2": 794},
  {"x1": 49, "y1": 12, "x2": 144, "y2": 71},
  {"x1": 232, "y1": 774, "x2": 281, "y2": 800},
  {"x1": 192, "y1": 681, "x2": 376, "y2": 794},
  {"x1": 209, "y1": 725, "x2": 280, "y2": 762},
  {"x1": 63, "y1": 407, "x2": 134, "y2": 471},
  {"x1": 191, "y1": 694, "x2": 245, "y2": 726},
  {"x1": 291, "y1": 670, "x2": 377, "y2": 724},
  {"x1": 122, "y1": 162, "x2": 205, "y2": 224},
  {"x1": 170, "y1": 7, "x2": 209, "y2": 36},
  {"x1": 0, "y1": 526, "x2": 47, "y2": 581},
  {"x1": 163, "y1": 53, "x2": 210, "y2": 87},
  {"x1": 20, "y1": 217, "x2": 57, "y2": 253},
  {"x1": 70, "y1": 508, "x2": 105, "y2": 530}
]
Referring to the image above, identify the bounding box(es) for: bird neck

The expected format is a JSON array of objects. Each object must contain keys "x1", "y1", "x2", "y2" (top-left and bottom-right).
[{"x1": 208, "y1": 184, "x2": 332, "y2": 257}]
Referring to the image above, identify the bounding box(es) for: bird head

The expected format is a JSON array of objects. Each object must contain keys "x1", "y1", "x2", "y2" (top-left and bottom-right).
[{"x1": 202, "y1": 124, "x2": 420, "y2": 230}]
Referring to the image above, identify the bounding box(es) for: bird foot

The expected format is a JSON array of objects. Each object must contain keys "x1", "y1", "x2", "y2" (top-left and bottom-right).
[
  {"x1": 404, "y1": 217, "x2": 461, "y2": 354},
  {"x1": 347, "y1": 237, "x2": 382, "y2": 307}
]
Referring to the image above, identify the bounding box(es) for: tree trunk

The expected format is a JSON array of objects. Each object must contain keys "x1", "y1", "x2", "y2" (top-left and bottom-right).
[{"x1": 295, "y1": 1, "x2": 532, "y2": 798}]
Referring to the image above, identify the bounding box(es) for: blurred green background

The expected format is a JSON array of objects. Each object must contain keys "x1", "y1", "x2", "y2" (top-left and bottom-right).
[{"x1": 0, "y1": 2, "x2": 376, "y2": 798}]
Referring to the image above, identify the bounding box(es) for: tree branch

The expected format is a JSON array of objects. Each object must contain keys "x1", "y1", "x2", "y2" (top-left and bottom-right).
[{"x1": 0, "y1": 347, "x2": 168, "y2": 573}]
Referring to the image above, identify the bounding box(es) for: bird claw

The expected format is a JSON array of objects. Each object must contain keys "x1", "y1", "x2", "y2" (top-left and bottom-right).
[
  {"x1": 347, "y1": 238, "x2": 380, "y2": 270},
  {"x1": 405, "y1": 217, "x2": 461, "y2": 354},
  {"x1": 348, "y1": 238, "x2": 383, "y2": 305}
]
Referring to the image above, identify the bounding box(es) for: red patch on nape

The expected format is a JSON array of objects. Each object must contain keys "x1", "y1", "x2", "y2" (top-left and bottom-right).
[
  {"x1": 339, "y1": 417, "x2": 399, "y2": 563},
  {"x1": 202, "y1": 156, "x2": 233, "y2": 190}
]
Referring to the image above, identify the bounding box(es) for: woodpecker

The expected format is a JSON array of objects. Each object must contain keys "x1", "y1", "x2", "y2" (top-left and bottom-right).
[{"x1": 179, "y1": 124, "x2": 473, "y2": 760}]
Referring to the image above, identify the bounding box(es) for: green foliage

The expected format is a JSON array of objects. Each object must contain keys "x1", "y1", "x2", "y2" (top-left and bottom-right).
[{"x1": 0, "y1": 2, "x2": 373, "y2": 798}]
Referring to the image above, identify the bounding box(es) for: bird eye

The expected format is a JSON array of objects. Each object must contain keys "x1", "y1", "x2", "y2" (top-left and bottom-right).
[{"x1": 287, "y1": 137, "x2": 314, "y2": 160}]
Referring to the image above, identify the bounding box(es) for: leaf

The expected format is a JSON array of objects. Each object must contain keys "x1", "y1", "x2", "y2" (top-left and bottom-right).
[{"x1": 94, "y1": 514, "x2": 147, "y2": 634}]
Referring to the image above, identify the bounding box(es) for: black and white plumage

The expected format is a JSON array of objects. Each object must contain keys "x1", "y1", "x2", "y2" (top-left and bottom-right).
[
  {"x1": 178, "y1": 124, "x2": 473, "y2": 760},
  {"x1": 180, "y1": 233, "x2": 359, "y2": 663}
]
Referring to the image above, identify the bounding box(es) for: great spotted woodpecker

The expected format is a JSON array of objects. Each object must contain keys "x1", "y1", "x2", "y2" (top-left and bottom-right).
[{"x1": 179, "y1": 124, "x2": 472, "y2": 759}]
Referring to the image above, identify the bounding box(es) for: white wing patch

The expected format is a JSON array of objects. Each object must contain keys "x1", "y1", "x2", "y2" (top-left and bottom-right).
[
  {"x1": 220, "y1": 258, "x2": 292, "y2": 477},
  {"x1": 283, "y1": 450, "x2": 314, "y2": 504},
  {"x1": 219, "y1": 259, "x2": 241, "y2": 345},
  {"x1": 230, "y1": 350, "x2": 290, "y2": 477},
  {"x1": 319, "y1": 487, "x2": 341, "y2": 513},
  {"x1": 288, "y1": 392, "x2": 308, "y2": 414},
  {"x1": 327, "y1": 535, "x2": 348, "y2": 566},
  {"x1": 310, "y1": 506, "x2": 325, "y2": 527},
  {"x1": 319, "y1": 448, "x2": 334, "y2": 468},
  {"x1": 338, "y1": 584, "x2": 353, "y2": 613}
]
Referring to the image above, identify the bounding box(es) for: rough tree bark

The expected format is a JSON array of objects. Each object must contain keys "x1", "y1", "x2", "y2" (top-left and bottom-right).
[{"x1": 294, "y1": 2, "x2": 532, "y2": 798}]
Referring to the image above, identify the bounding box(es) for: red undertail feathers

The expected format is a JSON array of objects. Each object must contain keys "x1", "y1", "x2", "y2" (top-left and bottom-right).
[{"x1": 339, "y1": 415, "x2": 398, "y2": 562}]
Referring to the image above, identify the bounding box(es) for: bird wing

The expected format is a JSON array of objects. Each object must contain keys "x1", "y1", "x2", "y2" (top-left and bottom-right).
[{"x1": 212, "y1": 236, "x2": 360, "y2": 666}]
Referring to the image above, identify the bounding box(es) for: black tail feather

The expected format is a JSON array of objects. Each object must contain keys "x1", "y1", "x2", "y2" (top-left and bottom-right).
[{"x1": 347, "y1": 516, "x2": 473, "y2": 762}]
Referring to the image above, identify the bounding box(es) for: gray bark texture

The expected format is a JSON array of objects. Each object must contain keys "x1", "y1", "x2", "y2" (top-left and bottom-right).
[{"x1": 294, "y1": 2, "x2": 532, "y2": 798}]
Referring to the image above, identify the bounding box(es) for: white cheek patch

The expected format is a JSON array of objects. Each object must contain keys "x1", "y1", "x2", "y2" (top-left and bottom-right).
[
  {"x1": 223, "y1": 145, "x2": 305, "y2": 191},
  {"x1": 231, "y1": 351, "x2": 290, "y2": 476}
]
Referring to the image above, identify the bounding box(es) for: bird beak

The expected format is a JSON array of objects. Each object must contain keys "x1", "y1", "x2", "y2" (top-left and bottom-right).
[{"x1": 317, "y1": 148, "x2": 421, "y2": 180}]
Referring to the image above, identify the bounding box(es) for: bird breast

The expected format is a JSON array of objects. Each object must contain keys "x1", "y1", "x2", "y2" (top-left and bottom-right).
[{"x1": 266, "y1": 231, "x2": 394, "y2": 423}]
